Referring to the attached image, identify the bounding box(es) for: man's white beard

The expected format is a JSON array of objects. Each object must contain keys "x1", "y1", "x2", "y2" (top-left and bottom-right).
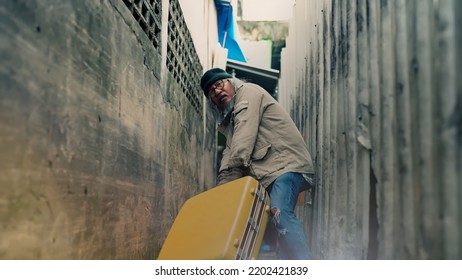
[{"x1": 219, "y1": 101, "x2": 234, "y2": 121}]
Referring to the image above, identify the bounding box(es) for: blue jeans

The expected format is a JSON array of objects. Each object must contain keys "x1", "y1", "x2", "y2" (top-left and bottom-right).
[{"x1": 266, "y1": 172, "x2": 313, "y2": 260}]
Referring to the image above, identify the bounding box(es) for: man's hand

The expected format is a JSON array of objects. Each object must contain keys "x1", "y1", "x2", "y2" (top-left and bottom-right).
[{"x1": 216, "y1": 167, "x2": 248, "y2": 186}]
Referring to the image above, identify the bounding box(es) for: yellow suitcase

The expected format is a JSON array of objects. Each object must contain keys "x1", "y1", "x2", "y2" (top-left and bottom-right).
[{"x1": 157, "y1": 176, "x2": 270, "y2": 260}]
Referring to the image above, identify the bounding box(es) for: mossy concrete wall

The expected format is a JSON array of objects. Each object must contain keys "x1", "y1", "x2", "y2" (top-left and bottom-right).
[{"x1": 0, "y1": 0, "x2": 216, "y2": 259}]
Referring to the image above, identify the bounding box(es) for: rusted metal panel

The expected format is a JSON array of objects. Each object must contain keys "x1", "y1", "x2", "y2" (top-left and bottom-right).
[{"x1": 280, "y1": 0, "x2": 461, "y2": 259}]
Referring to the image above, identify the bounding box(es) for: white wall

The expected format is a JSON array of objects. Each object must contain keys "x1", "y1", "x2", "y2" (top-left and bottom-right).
[{"x1": 179, "y1": 0, "x2": 227, "y2": 70}]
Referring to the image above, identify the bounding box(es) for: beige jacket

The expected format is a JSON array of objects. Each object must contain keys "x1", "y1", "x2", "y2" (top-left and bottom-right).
[{"x1": 217, "y1": 79, "x2": 314, "y2": 188}]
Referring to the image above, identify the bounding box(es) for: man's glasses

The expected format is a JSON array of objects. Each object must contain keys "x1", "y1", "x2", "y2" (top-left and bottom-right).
[{"x1": 208, "y1": 79, "x2": 225, "y2": 97}]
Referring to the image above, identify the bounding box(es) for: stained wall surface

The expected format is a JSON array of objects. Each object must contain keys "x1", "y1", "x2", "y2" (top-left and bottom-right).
[
  {"x1": 0, "y1": 0, "x2": 217, "y2": 259},
  {"x1": 279, "y1": 0, "x2": 461, "y2": 259}
]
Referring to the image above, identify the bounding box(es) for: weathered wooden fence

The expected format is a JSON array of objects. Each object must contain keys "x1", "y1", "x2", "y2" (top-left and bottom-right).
[{"x1": 280, "y1": 0, "x2": 461, "y2": 259}]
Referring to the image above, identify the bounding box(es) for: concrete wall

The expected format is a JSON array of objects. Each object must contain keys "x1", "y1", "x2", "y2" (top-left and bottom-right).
[
  {"x1": 0, "y1": 0, "x2": 217, "y2": 259},
  {"x1": 279, "y1": 0, "x2": 461, "y2": 259}
]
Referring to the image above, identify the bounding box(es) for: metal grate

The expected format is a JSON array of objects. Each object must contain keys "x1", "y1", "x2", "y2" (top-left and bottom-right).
[
  {"x1": 122, "y1": 0, "x2": 161, "y2": 52},
  {"x1": 167, "y1": 0, "x2": 203, "y2": 115}
]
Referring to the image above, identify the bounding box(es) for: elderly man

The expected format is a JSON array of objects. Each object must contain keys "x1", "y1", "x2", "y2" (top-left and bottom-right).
[{"x1": 200, "y1": 68, "x2": 315, "y2": 260}]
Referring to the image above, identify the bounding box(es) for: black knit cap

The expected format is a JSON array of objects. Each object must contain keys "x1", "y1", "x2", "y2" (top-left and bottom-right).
[{"x1": 200, "y1": 68, "x2": 232, "y2": 96}]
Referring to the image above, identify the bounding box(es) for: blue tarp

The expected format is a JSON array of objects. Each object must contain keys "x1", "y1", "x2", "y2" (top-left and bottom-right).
[{"x1": 214, "y1": 0, "x2": 247, "y2": 62}]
